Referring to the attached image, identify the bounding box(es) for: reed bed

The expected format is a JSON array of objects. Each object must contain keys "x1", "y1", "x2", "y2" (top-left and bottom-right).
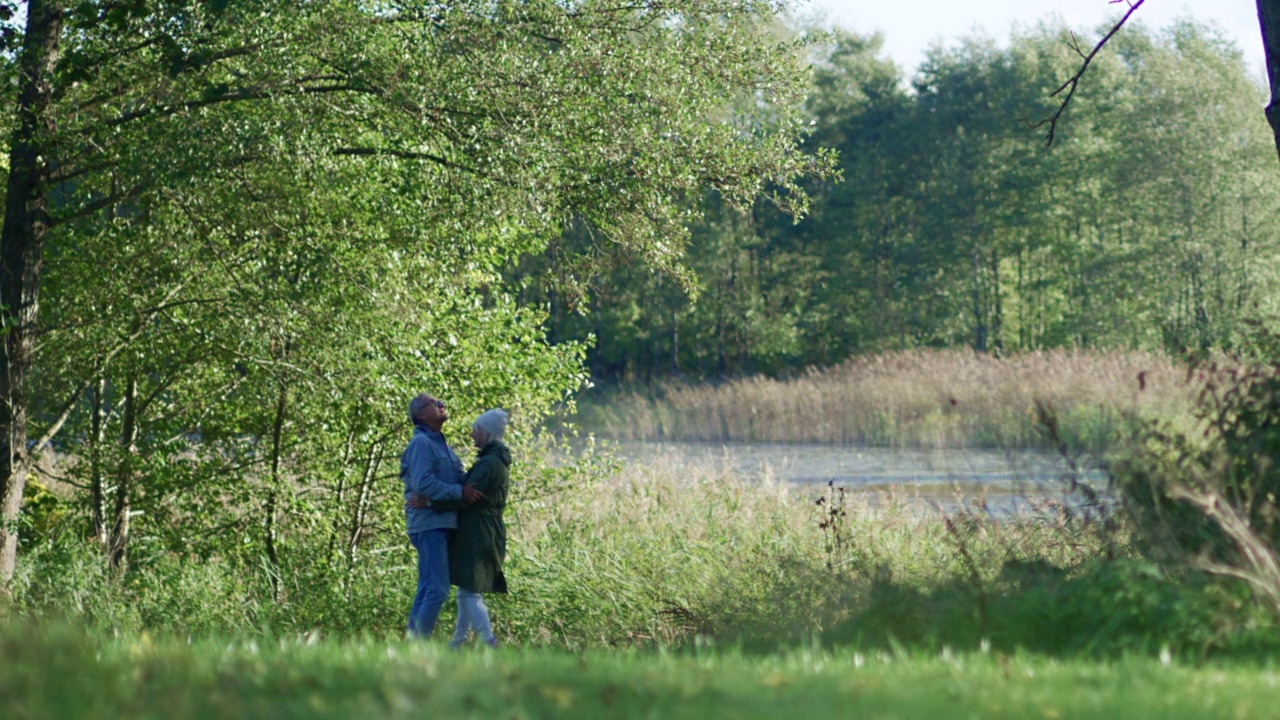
[{"x1": 577, "y1": 349, "x2": 1194, "y2": 449}]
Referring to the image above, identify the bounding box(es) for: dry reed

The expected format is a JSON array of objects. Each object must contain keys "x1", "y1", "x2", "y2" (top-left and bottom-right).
[{"x1": 577, "y1": 349, "x2": 1194, "y2": 449}]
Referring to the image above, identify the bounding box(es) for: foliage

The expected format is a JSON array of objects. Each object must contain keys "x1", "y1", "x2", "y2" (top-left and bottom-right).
[
  {"x1": 0, "y1": 0, "x2": 833, "y2": 585},
  {"x1": 833, "y1": 558, "x2": 1273, "y2": 659},
  {"x1": 14, "y1": 449, "x2": 1280, "y2": 663},
  {"x1": 1111, "y1": 350, "x2": 1280, "y2": 612},
  {"x1": 531, "y1": 19, "x2": 1280, "y2": 381}
]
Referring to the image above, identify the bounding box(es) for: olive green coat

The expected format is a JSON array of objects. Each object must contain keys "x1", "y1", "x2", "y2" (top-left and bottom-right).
[{"x1": 448, "y1": 441, "x2": 510, "y2": 594}]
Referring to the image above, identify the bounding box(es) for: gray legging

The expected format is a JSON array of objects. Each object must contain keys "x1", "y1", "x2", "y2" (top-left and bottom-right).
[{"x1": 450, "y1": 588, "x2": 496, "y2": 648}]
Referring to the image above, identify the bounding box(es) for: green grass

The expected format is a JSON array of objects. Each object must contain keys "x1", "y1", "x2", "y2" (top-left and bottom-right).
[{"x1": 5, "y1": 622, "x2": 1280, "y2": 720}]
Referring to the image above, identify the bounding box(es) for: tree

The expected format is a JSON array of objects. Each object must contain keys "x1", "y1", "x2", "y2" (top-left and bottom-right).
[
  {"x1": 1042, "y1": 0, "x2": 1280, "y2": 165},
  {"x1": 0, "y1": 0, "x2": 831, "y2": 588},
  {"x1": 554, "y1": 18, "x2": 1280, "y2": 375}
]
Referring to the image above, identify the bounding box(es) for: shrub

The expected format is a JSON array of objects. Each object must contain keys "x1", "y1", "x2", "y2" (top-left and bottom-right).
[{"x1": 1112, "y1": 359, "x2": 1280, "y2": 610}]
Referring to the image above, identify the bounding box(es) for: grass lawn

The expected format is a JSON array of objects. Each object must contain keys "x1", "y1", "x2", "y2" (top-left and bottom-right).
[{"x1": 4, "y1": 624, "x2": 1280, "y2": 719}]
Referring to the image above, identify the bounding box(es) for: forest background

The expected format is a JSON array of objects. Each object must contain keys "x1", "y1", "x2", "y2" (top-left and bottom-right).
[
  {"x1": 529, "y1": 18, "x2": 1280, "y2": 380},
  {"x1": 8, "y1": 2, "x2": 1280, "y2": 717}
]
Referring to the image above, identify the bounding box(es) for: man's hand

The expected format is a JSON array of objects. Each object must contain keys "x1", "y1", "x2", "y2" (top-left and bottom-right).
[
  {"x1": 462, "y1": 484, "x2": 484, "y2": 504},
  {"x1": 405, "y1": 493, "x2": 430, "y2": 510}
]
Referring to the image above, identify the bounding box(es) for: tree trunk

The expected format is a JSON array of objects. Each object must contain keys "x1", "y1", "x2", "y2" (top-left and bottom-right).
[
  {"x1": 0, "y1": 0, "x2": 63, "y2": 592},
  {"x1": 265, "y1": 378, "x2": 288, "y2": 600},
  {"x1": 326, "y1": 425, "x2": 357, "y2": 560},
  {"x1": 671, "y1": 308, "x2": 679, "y2": 375},
  {"x1": 990, "y1": 248, "x2": 1003, "y2": 354},
  {"x1": 346, "y1": 442, "x2": 380, "y2": 567},
  {"x1": 971, "y1": 245, "x2": 988, "y2": 353},
  {"x1": 1258, "y1": 0, "x2": 1280, "y2": 161},
  {"x1": 590, "y1": 291, "x2": 602, "y2": 381},
  {"x1": 109, "y1": 377, "x2": 139, "y2": 570},
  {"x1": 90, "y1": 377, "x2": 108, "y2": 547},
  {"x1": 1017, "y1": 247, "x2": 1026, "y2": 351}
]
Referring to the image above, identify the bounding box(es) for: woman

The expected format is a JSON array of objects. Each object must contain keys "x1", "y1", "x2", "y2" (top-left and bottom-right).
[{"x1": 448, "y1": 408, "x2": 511, "y2": 648}]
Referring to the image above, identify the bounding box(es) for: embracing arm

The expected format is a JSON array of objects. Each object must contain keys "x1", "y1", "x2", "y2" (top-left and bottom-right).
[{"x1": 465, "y1": 456, "x2": 508, "y2": 499}]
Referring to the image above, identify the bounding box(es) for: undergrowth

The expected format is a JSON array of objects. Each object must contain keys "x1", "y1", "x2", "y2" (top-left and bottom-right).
[{"x1": 9, "y1": 446, "x2": 1278, "y2": 660}]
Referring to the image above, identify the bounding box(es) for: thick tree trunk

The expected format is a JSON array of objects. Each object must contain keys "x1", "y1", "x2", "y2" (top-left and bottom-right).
[
  {"x1": 0, "y1": 1, "x2": 63, "y2": 591},
  {"x1": 1258, "y1": 0, "x2": 1280, "y2": 161}
]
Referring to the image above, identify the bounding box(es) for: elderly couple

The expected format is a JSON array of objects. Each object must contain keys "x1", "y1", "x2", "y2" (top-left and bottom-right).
[{"x1": 399, "y1": 392, "x2": 511, "y2": 647}]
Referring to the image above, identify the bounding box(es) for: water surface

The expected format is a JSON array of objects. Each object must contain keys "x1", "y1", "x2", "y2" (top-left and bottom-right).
[{"x1": 612, "y1": 440, "x2": 1109, "y2": 513}]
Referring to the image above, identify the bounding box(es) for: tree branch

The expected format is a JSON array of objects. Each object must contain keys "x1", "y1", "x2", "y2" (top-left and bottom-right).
[
  {"x1": 102, "y1": 79, "x2": 372, "y2": 129},
  {"x1": 1026, "y1": 0, "x2": 1145, "y2": 148},
  {"x1": 48, "y1": 183, "x2": 146, "y2": 227},
  {"x1": 332, "y1": 146, "x2": 483, "y2": 176},
  {"x1": 32, "y1": 382, "x2": 89, "y2": 451}
]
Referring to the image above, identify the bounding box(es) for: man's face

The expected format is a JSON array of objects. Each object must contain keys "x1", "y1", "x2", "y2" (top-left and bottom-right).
[{"x1": 416, "y1": 394, "x2": 448, "y2": 429}]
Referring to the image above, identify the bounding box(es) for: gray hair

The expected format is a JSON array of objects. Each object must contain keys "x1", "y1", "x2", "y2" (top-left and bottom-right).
[
  {"x1": 408, "y1": 394, "x2": 433, "y2": 424},
  {"x1": 472, "y1": 408, "x2": 509, "y2": 442}
]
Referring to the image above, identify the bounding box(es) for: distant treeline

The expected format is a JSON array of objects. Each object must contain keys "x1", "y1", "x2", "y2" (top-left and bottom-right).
[{"x1": 515, "y1": 19, "x2": 1280, "y2": 381}]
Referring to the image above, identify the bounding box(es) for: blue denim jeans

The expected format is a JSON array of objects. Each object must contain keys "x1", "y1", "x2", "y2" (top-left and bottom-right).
[
  {"x1": 407, "y1": 530, "x2": 451, "y2": 638},
  {"x1": 450, "y1": 588, "x2": 496, "y2": 648}
]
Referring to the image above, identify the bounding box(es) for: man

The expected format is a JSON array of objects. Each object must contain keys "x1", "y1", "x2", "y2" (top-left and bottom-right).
[{"x1": 401, "y1": 392, "x2": 481, "y2": 638}]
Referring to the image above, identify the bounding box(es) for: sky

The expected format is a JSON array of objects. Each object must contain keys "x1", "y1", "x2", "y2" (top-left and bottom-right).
[{"x1": 800, "y1": 0, "x2": 1266, "y2": 78}]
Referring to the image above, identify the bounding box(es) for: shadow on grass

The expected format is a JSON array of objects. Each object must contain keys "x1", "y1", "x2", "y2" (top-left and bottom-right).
[{"x1": 818, "y1": 558, "x2": 1280, "y2": 662}]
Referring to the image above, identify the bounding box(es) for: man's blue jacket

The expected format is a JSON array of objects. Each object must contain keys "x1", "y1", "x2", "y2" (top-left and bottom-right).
[{"x1": 400, "y1": 424, "x2": 464, "y2": 534}]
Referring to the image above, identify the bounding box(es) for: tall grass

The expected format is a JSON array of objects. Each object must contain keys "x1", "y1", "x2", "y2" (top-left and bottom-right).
[
  {"x1": 575, "y1": 349, "x2": 1193, "y2": 450},
  {"x1": 12, "y1": 447, "x2": 1271, "y2": 658}
]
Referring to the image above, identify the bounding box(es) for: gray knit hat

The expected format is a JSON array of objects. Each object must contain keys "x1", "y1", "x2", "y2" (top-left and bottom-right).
[{"x1": 472, "y1": 408, "x2": 509, "y2": 441}]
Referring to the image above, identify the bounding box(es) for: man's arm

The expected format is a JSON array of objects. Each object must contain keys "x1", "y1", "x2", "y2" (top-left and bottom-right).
[{"x1": 408, "y1": 484, "x2": 483, "y2": 510}]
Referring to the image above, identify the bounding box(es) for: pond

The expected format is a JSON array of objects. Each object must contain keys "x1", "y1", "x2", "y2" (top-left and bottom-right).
[{"x1": 610, "y1": 440, "x2": 1111, "y2": 514}]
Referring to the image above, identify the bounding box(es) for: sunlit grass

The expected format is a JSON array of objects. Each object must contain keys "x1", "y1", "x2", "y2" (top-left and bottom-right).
[
  {"x1": 575, "y1": 349, "x2": 1193, "y2": 450},
  {"x1": 6, "y1": 621, "x2": 1280, "y2": 720}
]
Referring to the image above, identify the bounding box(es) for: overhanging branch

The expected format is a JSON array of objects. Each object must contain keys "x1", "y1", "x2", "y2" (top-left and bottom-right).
[{"x1": 1026, "y1": 0, "x2": 1145, "y2": 148}]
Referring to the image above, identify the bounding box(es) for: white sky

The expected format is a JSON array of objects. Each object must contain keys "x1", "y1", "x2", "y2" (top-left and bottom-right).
[{"x1": 799, "y1": 0, "x2": 1266, "y2": 78}]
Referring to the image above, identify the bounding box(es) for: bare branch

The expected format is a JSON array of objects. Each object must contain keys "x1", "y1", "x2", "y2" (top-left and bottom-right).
[
  {"x1": 32, "y1": 382, "x2": 89, "y2": 451},
  {"x1": 1026, "y1": 0, "x2": 1145, "y2": 148}
]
